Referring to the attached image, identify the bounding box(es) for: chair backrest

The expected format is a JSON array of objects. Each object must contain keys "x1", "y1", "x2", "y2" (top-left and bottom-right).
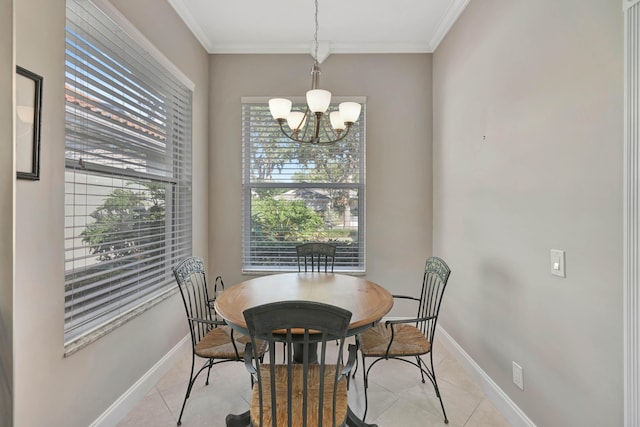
[
  {"x1": 244, "y1": 301, "x2": 352, "y2": 427},
  {"x1": 172, "y1": 256, "x2": 215, "y2": 346},
  {"x1": 417, "y1": 257, "x2": 451, "y2": 343},
  {"x1": 296, "y1": 243, "x2": 336, "y2": 272}
]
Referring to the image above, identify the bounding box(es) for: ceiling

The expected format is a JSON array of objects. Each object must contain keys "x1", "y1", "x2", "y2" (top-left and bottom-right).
[{"x1": 168, "y1": 0, "x2": 470, "y2": 57}]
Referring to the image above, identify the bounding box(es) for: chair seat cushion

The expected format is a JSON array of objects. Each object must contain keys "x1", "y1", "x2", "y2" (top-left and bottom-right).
[
  {"x1": 195, "y1": 325, "x2": 266, "y2": 359},
  {"x1": 359, "y1": 323, "x2": 431, "y2": 357},
  {"x1": 250, "y1": 364, "x2": 348, "y2": 427}
]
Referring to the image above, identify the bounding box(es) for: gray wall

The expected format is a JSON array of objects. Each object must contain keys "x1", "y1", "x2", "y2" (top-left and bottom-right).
[
  {"x1": 8, "y1": 0, "x2": 625, "y2": 425},
  {"x1": 0, "y1": 1, "x2": 14, "y2": 424},
  {"x1": 433, "y1": 1, "x2": 623, "y2": 426},
  {"x1": 13, "y1": 0, "x2": 209, "y2": 425},
  {"x1": 208, "y1": 54, "x2": 434, "y2": 312}
]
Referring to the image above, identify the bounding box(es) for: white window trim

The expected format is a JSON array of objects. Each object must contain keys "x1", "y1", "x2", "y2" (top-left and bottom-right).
[
  {"x1": 241, "y1": 96, "x2": 367, "y2": 274},
  {"x1": 624, "y1": 2, "x2": 640, "y2": 425}
]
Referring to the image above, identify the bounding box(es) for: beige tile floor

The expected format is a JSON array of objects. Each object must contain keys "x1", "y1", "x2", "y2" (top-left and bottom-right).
[{"x1": 117, "y1": 337, "x2": 510, "y2": 427}]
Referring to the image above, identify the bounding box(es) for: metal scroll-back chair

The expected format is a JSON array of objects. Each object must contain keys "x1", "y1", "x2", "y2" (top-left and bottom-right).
[
  {"x1": 172, "y1": 256, "x2": 266, "y2": 426},
  {"x1": 295, "y1": 242, "x2": 340, "y2": 350},
  {"x1": 355, "y1": 256, "x2": 452, "y2": 423},
  {"x1": 296, "y1": 242, "x2": 336, "y2": 273},
  {"x1": 232, "y1": 301, "x2": 357, "y2": 427}
]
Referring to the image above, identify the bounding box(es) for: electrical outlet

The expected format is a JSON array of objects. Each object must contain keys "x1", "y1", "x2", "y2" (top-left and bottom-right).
[{"x1": 512, "y1": 361, "x2": 524, "y2": 390}]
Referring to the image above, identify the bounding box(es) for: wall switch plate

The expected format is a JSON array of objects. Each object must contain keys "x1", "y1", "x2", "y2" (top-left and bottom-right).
[
  {"x1": 550, "y1": 249, "x2": 566, "y2": 277},
  {"x1": 512, "y1": 361, "x2": 524, "y2": 390}
]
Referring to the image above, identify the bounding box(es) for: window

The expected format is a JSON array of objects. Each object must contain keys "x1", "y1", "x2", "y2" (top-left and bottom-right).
[
  {"x1": 64, "y1": 0, "x2": 192, "y2": 346},
  {"x1": 242, "y1": 97, "x2": 366, "y2": 273}
]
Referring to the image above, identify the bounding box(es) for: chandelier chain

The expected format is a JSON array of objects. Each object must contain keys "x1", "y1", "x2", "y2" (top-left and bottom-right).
[
  {"x1": 314, "y1": 0, "x2": 319, "y2": 63},
  {"x1": 268, "y1": 0, "x2": 361, "y2": 144}
]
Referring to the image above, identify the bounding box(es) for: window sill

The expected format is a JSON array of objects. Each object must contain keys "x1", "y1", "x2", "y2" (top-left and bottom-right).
[
  {"x1": 63, "y1": 286, "x2": 179, "y2": 357},
  {"x1": 241, "y1": 269, "x2": 366, "y2": 277}
]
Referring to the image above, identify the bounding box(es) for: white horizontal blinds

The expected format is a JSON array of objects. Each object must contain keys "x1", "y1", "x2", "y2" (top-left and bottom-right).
[
  {"x1": 65, "y1": 2, "x2": 177, "y2": 179},
  {"x1": 64, "y1": 0, "x2": 192, "y2": 343},
  {"x1": 241, "y1": 101, "x2": 365, "y2": 272}
]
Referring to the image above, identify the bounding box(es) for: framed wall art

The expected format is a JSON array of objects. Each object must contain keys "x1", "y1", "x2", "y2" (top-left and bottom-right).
[{"x1": 15, "y1": 65, "x2": 42, "y2": 180}]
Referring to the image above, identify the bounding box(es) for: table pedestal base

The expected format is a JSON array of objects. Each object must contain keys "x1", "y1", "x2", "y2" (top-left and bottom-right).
[
  {"x1": 225, "y1": 408, "x2": 377, "y2": 427},
  {"x1": 292, "y1": 342, "x2": 318, "y2": 364},
  {"x1": 225, "y1": 411, "x2": 250, "y2": 427}
]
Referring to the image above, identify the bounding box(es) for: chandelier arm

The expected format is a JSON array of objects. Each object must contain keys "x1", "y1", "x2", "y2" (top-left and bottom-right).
[
  {"x1": 300, "y1": 109, "x2": 315, "y2": 142},
  {"x1": 320, "y1": 112, "x2": 342, "y2": 140},
  {"x1": 276, "y1": 118, "x2": 321, "y2": 145},
  {"x1": 276, "y1": 119, "x2": 306, "y2": 143},
  {"x1": 324, "y1": 123, "x2": 353, "y2": 144},
  {"x1": 313, "y1": 112, "x2": 323, "y2": 144},
  {"x1": 277, "y1": 119, "x2": 353, "y2": 145},
  {"x1": 313, "y1": 121, "x2": 353, "y2": 145}
]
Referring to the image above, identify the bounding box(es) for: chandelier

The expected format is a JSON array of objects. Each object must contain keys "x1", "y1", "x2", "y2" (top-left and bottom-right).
[{"x1": 268, "y1": 0, "x2": 362, "y2": 145}]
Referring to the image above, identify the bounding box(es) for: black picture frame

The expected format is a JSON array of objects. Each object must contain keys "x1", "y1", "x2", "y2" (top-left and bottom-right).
[{"x1": 15, "y1": 65, "x2": 42, "y2": 180}]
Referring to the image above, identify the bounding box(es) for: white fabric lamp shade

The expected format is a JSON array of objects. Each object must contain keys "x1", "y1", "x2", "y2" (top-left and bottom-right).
[
  {"x1": 306, "y1": 89, "x2": 331, "y2": 113},
  {"x1": 269, "y1": 98, "x2": 292, "y2": 120},
  {"x1": 287, "y1": 111, "x2": 307, "y2": 130},
  {"x1": 338, "y1": 102, "x2": 361, "y2": 123},
  {"x1": 330, "y1": 111, "x2": 345, "y2": 130}
]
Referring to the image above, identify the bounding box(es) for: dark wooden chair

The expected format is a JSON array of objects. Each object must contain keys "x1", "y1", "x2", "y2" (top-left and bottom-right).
[
  {"x1": 356, "y1": 256, "x2": 452, "y2": 423},
  {"x1": 234, "y1": 301, "x2": 357, "y2": 427},
  {"x1": 296, "y1": 242, "x2": 336, "y2": 272},
  {"x1": 172, "y1": 256, "x2": 266, "y2": 426}
]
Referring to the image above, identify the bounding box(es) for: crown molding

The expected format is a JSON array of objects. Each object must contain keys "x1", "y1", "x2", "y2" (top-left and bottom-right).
[
  {"x1": 167, "y1": 0, "x2": 216, "y2": 53},
  {"x1": 206, "y1": 41, "x2": 435, "y2": 55},
  {"x1": 169, "y1": 0, "x2": 470, "y2": 55},
  {"x1": 429, "y1": 0, "x2": 470, "y2": 51}
]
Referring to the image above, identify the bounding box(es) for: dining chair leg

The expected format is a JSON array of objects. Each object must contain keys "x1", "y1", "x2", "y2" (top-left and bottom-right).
[
  {"x1": 177, "y1": 354, "x2": 196, "y2": 426},
  {"x1": 360, "y1": 353, "x2": 374, "y2": 421},
  {"x1": 416, "y1": 356, "x2": 426, "y2": 383},
  {"x1": 177, "y1": 357, "x2": 219, "y2": 425},
  {"x1": 414, "y1": 352, "x2": 449, "y2": 424},
  {"x1": 429, "y1": 353, "x2": 449, "y2": 424},
  {"x1": 360, "y1": 350, "x2": 368, "y2": 389},
  {"x1": 361, "y1": 357, "x2": 386, "y2": 422},
  {"x1": 351, "y1": 337, "x2": 360, "y2": 378},
  {"x1": 205, "y1": 358, "x2": 213, "y2": 385},
  {"x1": 362, "y1": 373, "x2": 370, "y2": 422}
]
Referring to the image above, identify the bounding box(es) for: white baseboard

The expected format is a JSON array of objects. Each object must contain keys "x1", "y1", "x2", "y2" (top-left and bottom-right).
[
  {"x1": 90, "y1": 335, "x2": 191, "y2": 427},
  {"x1": 90, "y1": 326, "x2": 533, "y2": 426},
  {"x1": 436, "y1": 326, "x2": 536, "y2": 427}
]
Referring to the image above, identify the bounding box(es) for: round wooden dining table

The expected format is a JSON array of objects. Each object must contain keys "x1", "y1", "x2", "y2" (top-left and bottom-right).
[
  {"x1": 214, "y1": 272, "x2": 393, "y2": 427},
  {"x1": 214, "y1": 272, "x2": 393, "y2": 336}
]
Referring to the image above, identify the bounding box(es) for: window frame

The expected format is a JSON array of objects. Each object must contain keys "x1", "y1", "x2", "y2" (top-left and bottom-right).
[
  {"x1": 63, "y1": 0, "x2": 194, "y2": 353},
  {"x1": 241, "y1": 96, "x2": 366, "y2": 274}
]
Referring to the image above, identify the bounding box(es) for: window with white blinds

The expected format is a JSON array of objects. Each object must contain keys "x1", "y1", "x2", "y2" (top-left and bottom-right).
[
  {"x1": 241, "y1": 98, "x2": 365, "y2": 273},
  {"x1": 64, "y1": 0, "x2": 192, "y2": 345}
]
